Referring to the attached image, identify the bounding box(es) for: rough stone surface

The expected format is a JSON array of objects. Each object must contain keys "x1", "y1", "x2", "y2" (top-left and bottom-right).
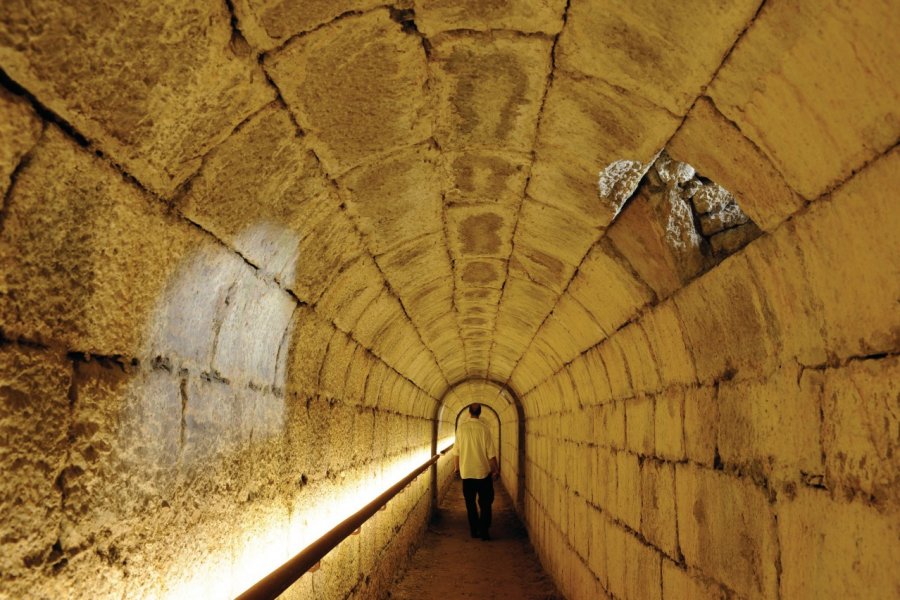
[
  {"x1": 709, "y1": 0, "x2": 900, "y2": 200},
  {"x1": 0, "y1": 0, "x2": 274, "y2": 196},
  {"x1": 0, "y1": 87, "x2": 42, "y2": 199},
  {"x1": 414, "y1": 0, "x2": 567, "y2": 36}
]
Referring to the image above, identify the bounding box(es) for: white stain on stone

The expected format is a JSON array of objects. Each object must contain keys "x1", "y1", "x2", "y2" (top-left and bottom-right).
[
  {"x1": 598, "y1": 159, "x2": 651, "y2": 219},
  {"x1": 665, "y1": 188, "x2": 702, "y2": 249}
]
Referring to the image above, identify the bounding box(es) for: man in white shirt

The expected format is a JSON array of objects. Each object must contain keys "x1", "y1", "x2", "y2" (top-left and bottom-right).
[{"x1": 454, "y1": 403, "x2": 500, "y2": 540}]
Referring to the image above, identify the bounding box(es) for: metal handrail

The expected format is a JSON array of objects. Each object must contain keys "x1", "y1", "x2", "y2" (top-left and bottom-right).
[{"x1": 235, "y1": 444, "x2": 455, "y2": 600}]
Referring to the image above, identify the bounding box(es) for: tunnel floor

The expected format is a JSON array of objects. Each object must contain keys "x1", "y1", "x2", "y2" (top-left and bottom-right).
[{"x1": 388, "y1": 484, "x2": 563, "y2": 600}]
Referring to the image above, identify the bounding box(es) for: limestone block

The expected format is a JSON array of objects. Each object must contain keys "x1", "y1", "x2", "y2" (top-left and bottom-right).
[
  {"x1": 655, "y1": 388, "x2": 685, "y2": 461},
  {"x1": 626, "y1": 396, "x2": 655, "y2": 456},
  {"x1": 319, "y1": 332, "x2": 356, "y2": 401},
  {"x1": 527, "y1": 72, "x2": 680, "y2": 227},
  {"x1": 340, "y1": 144, "x2": 443, "y2": 256},
  {"x1": 377, "y1": 233, "x2": 454, "y2": 305},
  {"x1": 0, "y1": 0, "x2": 274, "y2": 196},
  {"x1": 0, "y1": 87, "x2": 42, "y2": 198},
  {"x1": 233, "y1": 0, "x2": 383, "y2": 51},
  {"x1": 675, "y1": 254, "x2": 779, "y2": 384},
  {"x1": 717, "y1": 365, "x2": 824, "y2": 484},
  {"x1": 601, "y1": 401, "x2": 626, "y2": 451},
  {"x1": 62, "y1": 362, "x2": 182, "y2": 557},
  {"x1": 625, "y1": 532, "x2": 662, "y2": 600},
  {"x1": 668, "y1": 99, "x2": 803, "y2": 231},
  {"x1": 683, "y1": 386, "x2": 718, "y2": 467},
  {"x1": 430, "y1": 33, "x2": 552, "y2": 152},
  {"x1": 598, "y1": 340, "x2": 633, "y2": 400},
  {"x1": 588, "y1": 510, "x2": 609, "y2": 587},
  {"x1": 605, "y1": 522, "x2": 628, "y2": 599},
  {"x1": 641, "y1": 303, "x2": 697, "y2": 387},
  {"x1": 212, "y1": 269, "x2": 295, "y2": 388},
  {"x1": 676, "y1": 464, "x2": 778, "y2": 599},
  {"x1": 740, "y1": 229, "x2": 827, "y2": 367},
  {"x1": 662, "y1": 561, "x2": 728, "y2": 600},
  {"x1": 290, "y1": 205, "x2": 365, "y2": 304},
  {"x1": 314, "y1": 258, "x2": 384, "y2": 334},
  {"x1": 641, "y1": 459, "x2": 678, "y2": 560},
  {"x1": 779, "y1": 486, "x2": 900, "y2": 599},
  {"x1": 606, "y1": 184, "x2": 709, "y2": 300},
  {"x1": 265, "y1": 9, "x2": 431, "y2": 175},
  {"x1": 0, "y1": 127, "x2": 199, "y2": 354},
  {"x1": 558, "y1": 0, "x2": 759, "y2": 115},
  {"x1": 709, "y1": 0, "x2": 900, "y2": 200},
  {"x1": 617, "y1": 324, "x2": 662, "y2": 395},
  {"x1": 786, "y1": 149, "x2": 900, "y2": 359},
  {"x1": 0, "y1": 347, "x2": 70, "y2": 584},
  {"x1": 414, "y1": 0, "x2": 566, "y2": 36},
  {"x1": 822, "y1": 356, "x2": 900, "y2": 507},
  {"x1": 177, "y1": 105, "x2": 334, "y2": 278},
  {"x1": 447, "y1": 203, "x2": 517, "y2": 261},
  {"x1": 440, "y1": 150, "x2": 529, "y2": 206},
  {"x1": 283, "y1": 306, "x2": 334, "y2": 397},
  {"x1": 616, "y1": 451, "x2": 641, "y2": 532}
]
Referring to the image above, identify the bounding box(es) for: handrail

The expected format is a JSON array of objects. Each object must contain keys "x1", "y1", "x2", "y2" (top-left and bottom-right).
[{"x1": 235, "y1": 444, "x2": 455, "y2": 600}]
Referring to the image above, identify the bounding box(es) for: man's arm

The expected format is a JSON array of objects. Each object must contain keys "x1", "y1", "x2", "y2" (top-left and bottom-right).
[
  {"x1": 489, "y1": 456, "x2": 499, "y2": 479},
  {"x1": 454, "y1": 453, "x2": 460, "y2": 475}
]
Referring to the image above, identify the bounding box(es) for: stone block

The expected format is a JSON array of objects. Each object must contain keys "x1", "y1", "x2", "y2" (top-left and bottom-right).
[
  {"x1": 598, "y1": 340, "x2": 633, "y2": 401},
  {"x1": 675, "y1": 253, "x2": 779, "y2": 384},
  {"x1": 605, "y1": 521, "x2": 628, "y2": 600},
  {"x1": 0, "y1": 346, "x2": 70, "y2": 583},
  {"x1": 340, "y1": 144, "x2": 444, "y2": 256},
  {"x1": 440, "y1": 150, "x2": 530, "y2": 206},
  {"x1": 616, "y1": 451, "x2": 641, "y2": 532},
  {"x1": 265, "y1": 9, "x2": 431, "y2": 175},
  {"x1": 414, "y1": 0, "x2": 567, "y2": 36},
  {"x1": 822, "y1": 356, "x2": 900, "y2": 507},
  {"x1": 626, "y1": 395, "x2": 655, "y2": 456},
  {"x1": 558, "y1": 0, "x2": 760, "y2": 115},
  {"x1": 430, "y1": 34, "x2": 553, "y2": 153},
  {"x1": 661, "y1": 560, "x2": 728, "y2": 600},
  {"x1": 0, "y1": 87, "x2": 42, "y2": 198},
  {"x1": 62, "y1": 362, "x2": 182, "y2": 555},
  {"x1": 641, "y1": 303, "x2": 697, "y2": 387},
  {"x1": 625, "y1": 532, "x2": 662, "y2": 600},
  {"x1": 588, "y1": 509, "x2": 608, "y2": 587},
  {"x1": 786, "y1": 148, "x2": 900, "y2": 359},
  {"x1": 717, "y1": 365, "x2": 824, "y2": 484},
  {"x1": 527, "y1": 72, "x2": 680, "y2": 228},
  {"x1": 676, "y1": 463, "x2": 778, "y2": 599},
  {"x1": 0, "y1": 0, "x2": 273, "y2": 195},
  {"x1": 683, "y1": 386, "x2": 718, "y2": 466},
  {"x1": 778, "y1": 486, "x2": 900, "y2": 599},
  {"x1": 283, "y1": 307, "x2": 334, "y2": 398},
  {"x1": 212, "y1": 269, "x2": 295, "y2": 388},
  {"x1": 655, "y1": 388, "x2": 685, "y2": 461},
  {"x1": 618, "y1": 325, "x2": 662, "y2": 395},
  {"x1": 0, "y1": 127, "x2": 201, "y2": 354},
  {"x1": 709, "y1": 0, "x2": 900, "y2": 200},
  {"x1": 667, "y1": 97, "x2": 803, "y2": 231},
  {"x1": 606, "y1": 182, "x2": 709, "y2": 301},
  {"x1": 641, "y1": 459, "x2": 678, "y2": 560}
]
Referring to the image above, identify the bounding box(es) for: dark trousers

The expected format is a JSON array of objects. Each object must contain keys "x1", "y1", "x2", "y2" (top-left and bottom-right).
[{"x1": 462, "y1": 476, "x2": 494, "y2": 536}]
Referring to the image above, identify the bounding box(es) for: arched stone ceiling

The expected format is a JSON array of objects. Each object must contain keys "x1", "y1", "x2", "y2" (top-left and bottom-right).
[{"x1": 2, "y1": 0, "x2": 896, "y2": 402}]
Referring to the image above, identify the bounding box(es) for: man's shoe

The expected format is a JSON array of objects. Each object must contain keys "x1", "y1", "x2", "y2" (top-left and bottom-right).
[
  {"x1": 480, "y1": 532, "x2": 491, "y2": 541},
  {"x1": 470, "y1": 530, "x2": 479, "y2": 538}
]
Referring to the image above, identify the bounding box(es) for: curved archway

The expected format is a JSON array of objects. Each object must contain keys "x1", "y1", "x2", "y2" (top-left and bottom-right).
[{"x1": 432, "y1": 378, "x2": 526, "y2": 514}]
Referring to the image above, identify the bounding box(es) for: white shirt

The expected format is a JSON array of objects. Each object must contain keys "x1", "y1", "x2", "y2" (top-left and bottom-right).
[{"x1": 456, "y1": 417, "x2": 496, "y2": 479}]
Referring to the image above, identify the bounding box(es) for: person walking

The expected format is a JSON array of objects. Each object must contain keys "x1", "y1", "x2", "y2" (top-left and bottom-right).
[{"x1": 454, "y1": 403, "x2": 500, "y2": 540}]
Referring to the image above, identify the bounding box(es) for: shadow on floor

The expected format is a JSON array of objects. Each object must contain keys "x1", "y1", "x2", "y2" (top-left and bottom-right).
[{"x1": 387, "y1": 481, "x2": 563, "y2": 600}]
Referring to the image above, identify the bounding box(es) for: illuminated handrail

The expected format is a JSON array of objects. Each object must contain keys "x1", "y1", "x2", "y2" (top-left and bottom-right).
[{"x1": 235, "y1": 444, "x2": 455, "y2": 600}]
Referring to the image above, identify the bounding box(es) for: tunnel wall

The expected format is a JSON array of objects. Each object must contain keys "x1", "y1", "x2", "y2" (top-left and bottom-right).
[
  {"x1": 518, "y1": 128, "x2": 899, "y2": 599},
  {"x1": 0, "y1": 92, "x2": 448, "y2": 600}
]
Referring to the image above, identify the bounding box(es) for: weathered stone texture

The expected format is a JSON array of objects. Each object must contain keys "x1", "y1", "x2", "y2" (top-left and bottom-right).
[
  {"x1": 0, "y1": 87, "x2": 42, "y2": 199},
  {"x1": 708, "y1": 0, "x2": 900, "y2": 200},
  {"x1": 0, "y1": 0, "x2": 274, "y2": 195},
  {"x1": 822, "y1": 356, "x2": 900, "y2": 507},
  {"x1": 0, "y1": 127, "x2": 199, "y2": 353},
  {"x1": 778, "y1": 486, "x2": 900, "y2": 599},
  {"x1": 0, "y1": 347, "x2": 70, "y2": 593},
  {"x1": 265, "y1": 9, "x2": 430, "y2": 175},
  {"x1": 676, "y1": 464, "x2": 779, "y2": 599},
  {"x1": 414, "y1": 0, "x2": 567, "y2": 36}
]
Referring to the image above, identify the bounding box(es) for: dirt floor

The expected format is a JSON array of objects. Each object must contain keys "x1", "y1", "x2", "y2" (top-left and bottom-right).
[{"x1": 387, "y1": 482, "x2": 564, "y2": 600}]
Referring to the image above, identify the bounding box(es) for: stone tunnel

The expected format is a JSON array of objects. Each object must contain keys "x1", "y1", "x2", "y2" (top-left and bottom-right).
[{"x1": 1, "y1": 1, "x2": 898, "y2": 599}]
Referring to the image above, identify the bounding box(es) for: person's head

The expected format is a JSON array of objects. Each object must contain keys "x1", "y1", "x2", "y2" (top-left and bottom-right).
[{"x1": 468, "y1": 403, "x2": 482, "y2": 418}]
